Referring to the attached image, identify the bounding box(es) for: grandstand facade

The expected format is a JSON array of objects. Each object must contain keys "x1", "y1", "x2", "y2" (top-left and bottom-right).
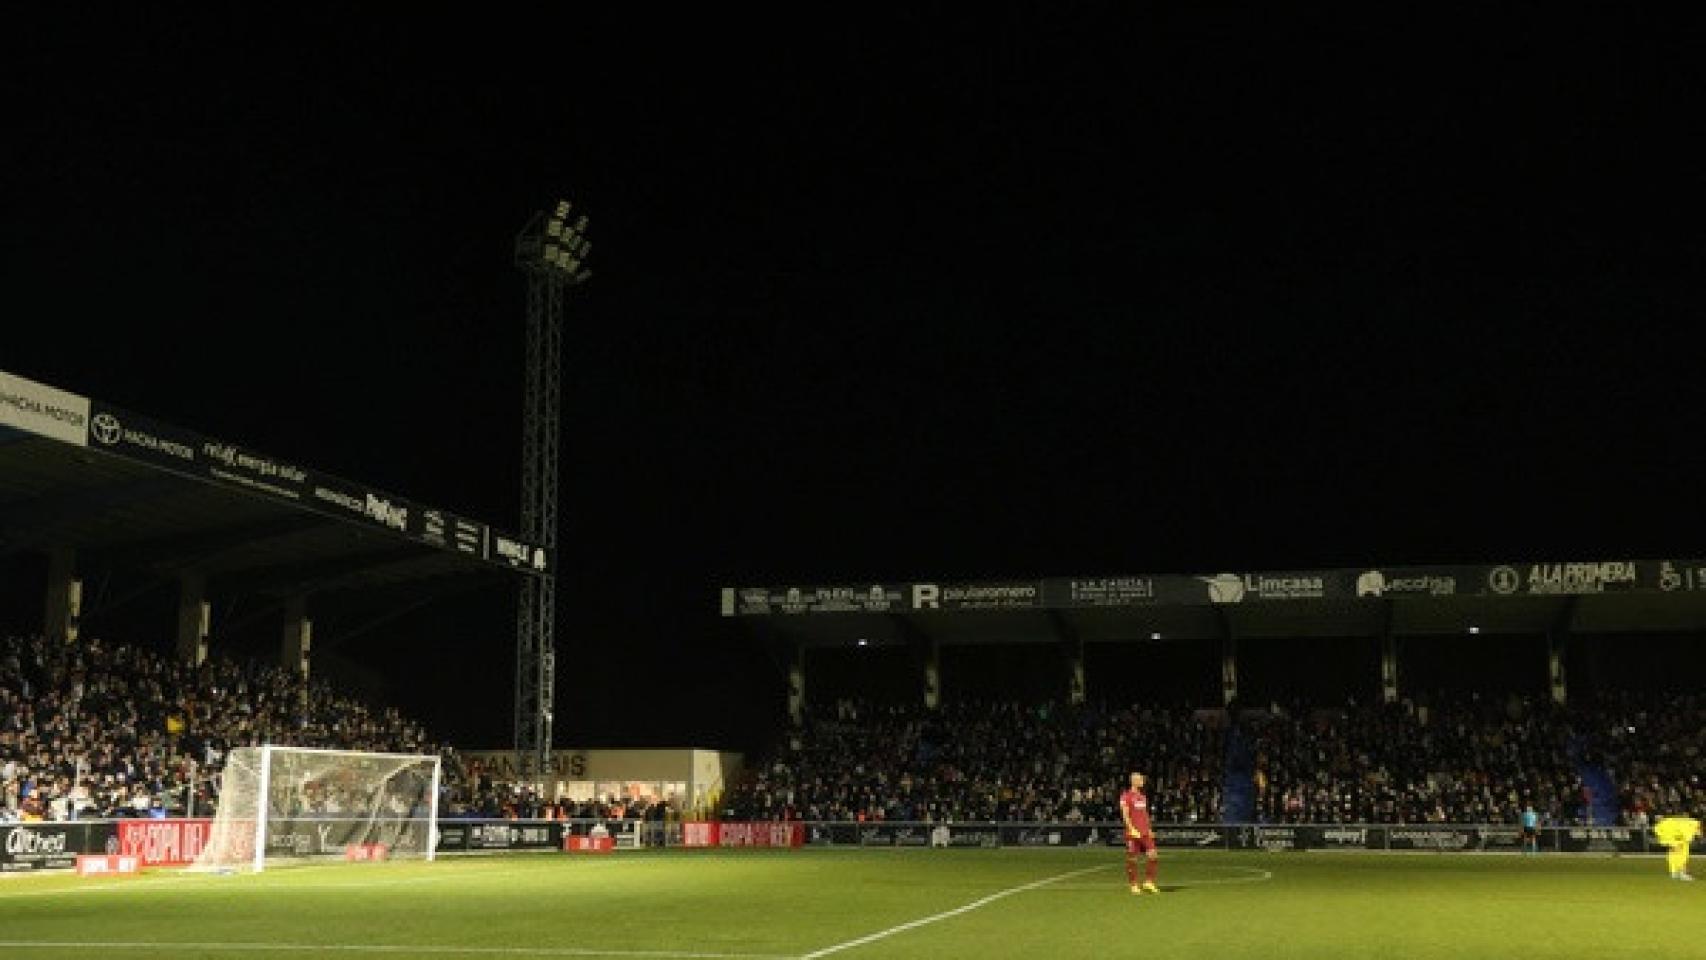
[{"x1": 1, "y1": 367, "x2": 545, "y2": 673}]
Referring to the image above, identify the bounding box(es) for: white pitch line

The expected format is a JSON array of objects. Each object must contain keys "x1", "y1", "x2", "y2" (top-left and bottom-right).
[
  {"x1": 796, "y1": 864, "x2": 1109, "y2": 959},
  {"x1": 1049, "y1": 864, "x2": 1275, "y2": 890},
  {"x1": 0, "y1": 872, "x2": 208, "y2": 899},
  {"x1": 0, "y1": 943, "x2": 790, "y2": 960}
]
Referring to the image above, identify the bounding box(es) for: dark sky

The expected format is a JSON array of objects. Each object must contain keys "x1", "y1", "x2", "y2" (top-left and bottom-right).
[{"x1": 6, "y1": 8, "x2": 1704, "y2": 750}]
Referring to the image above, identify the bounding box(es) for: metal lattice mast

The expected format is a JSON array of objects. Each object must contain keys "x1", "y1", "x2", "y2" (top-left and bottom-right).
[{"x1": 514, "y1": 201, "x2": 590, "y2": 784}]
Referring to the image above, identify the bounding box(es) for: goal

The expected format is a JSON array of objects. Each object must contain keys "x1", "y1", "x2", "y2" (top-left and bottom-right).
[{"x1": 191, "y1": 745, "x2": 442, "y2": 872}]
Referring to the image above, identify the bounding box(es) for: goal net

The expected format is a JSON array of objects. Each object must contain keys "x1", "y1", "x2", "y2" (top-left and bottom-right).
[{"x1": 191, "y1": 745, "x2": 442, "y2": 872}]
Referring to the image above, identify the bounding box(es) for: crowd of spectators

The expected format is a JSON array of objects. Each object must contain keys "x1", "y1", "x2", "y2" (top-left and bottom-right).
[
  {"x1": 1570, "y1": 690, "x2": 1706, "y2": 827},
  {"x1": 9, "y1": 625, "x2": 1704, "y2": 831},
  {"x1": 726, "y1": 691, "x2": 1706, "y2": 827},
  {"x1": 1, "y1": 632, "x2": 459, "y2": 822},
  {"x1": 725, "y1": 699, "x2": 1226, "y2": 824},
  {"x1": 1245, "y1": 693, "x2": 1587, "y2": 825},
  {"x1": 451, "y1": 775, "x2": 672, "y2": 822}
]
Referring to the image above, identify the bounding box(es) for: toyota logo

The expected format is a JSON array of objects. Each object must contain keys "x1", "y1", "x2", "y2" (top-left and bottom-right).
[{"x1": 90, "y1": 412, "x2": 122, "y2": 445}]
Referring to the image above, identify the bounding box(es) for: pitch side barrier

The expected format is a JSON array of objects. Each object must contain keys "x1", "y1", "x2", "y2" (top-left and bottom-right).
[
  {"x1": 0, "y1": 818, "x2": 658, "y2": 872},
  {"x1": 784, "y1": 821, "x2": 1701, "y2": 854}
]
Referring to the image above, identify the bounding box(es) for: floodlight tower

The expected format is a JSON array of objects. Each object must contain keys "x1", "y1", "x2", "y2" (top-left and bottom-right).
[{"x1": 513, "y1": 200, "x2": 591, "y2": 783}]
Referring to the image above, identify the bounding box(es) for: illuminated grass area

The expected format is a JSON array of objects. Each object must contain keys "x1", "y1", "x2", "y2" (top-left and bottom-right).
[{"x1": 2, "y1": 848, "x2": 1704, "y2": 959}]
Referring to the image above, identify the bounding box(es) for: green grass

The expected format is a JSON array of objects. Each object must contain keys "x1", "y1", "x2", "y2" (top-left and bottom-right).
[{"x1": 2, "y1": 849, "x2": 1705, "y2": 958}]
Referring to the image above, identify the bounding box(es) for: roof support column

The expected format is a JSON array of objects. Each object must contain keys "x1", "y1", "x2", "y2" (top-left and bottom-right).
[
  {"x1": 1547, "y1": 598, "x2": 1576, "y2": 706},
  {"x1": 43, "y1": 546, "x2": 81, "y2": 644},
  {"x1": 176, "y1": 572, "x2": 210, "y2": 666},
  {"x1": 1217, "y1": 608, "x2": 1238, "y2": 706},
  {"x1": 787, "y1": 645, "x2": 806, "y2": 727},
  {"x1": 280, "y1": 596, "x2": 312, "y2": 683},
  {"x1": 1049, "y1": 611, "x2": 1085, "y2": 706},
  {"x1": 923, "y1": 636, "x2": 941, "y2": 711},
  {"x1": 1379, "y1": 601, "x2": 1399, "y2": 704}
]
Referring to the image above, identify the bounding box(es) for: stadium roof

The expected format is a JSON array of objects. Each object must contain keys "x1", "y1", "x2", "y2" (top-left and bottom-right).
[
  {"x1": 722, "y1": 561, "x2": 1706, "y2": 649},
  {"x1": 1, "y1": 368, "x2": 545, "y2": 602}
]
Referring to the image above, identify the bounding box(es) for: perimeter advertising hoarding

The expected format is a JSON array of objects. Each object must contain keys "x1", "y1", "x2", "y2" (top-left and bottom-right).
[
  {"x1": 81, "y1": 398, "x2": 544, "y2": 575},
  {"x1": 800, "y1": 822, "x2": 1688, "y2": 853},
  {"x1": 0, "y1": 822, "x2": 117, "y2": 872},
  {"x1": 724, "y1": 561, "x2": 1706, "y2": 615},
  {"x1": 435, "y1": 820, "x2": 563, "y2": 853}
]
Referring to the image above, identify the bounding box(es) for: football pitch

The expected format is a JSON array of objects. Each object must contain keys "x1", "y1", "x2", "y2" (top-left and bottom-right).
[{"x1": 2, "y1": 849, "x2": 1704, "y2": 959}]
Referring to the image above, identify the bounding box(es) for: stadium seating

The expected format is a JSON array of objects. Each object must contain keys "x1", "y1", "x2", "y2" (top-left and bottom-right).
[
  {"x1": 725, "y1": 691, "x2": 1706, "y2": 826},
  {"x1": 0, "y1": 632, "x2": 462, "y2": 822},
  {"x1": 724, "y1": 699, "x2": 1226, "y2": 824}
]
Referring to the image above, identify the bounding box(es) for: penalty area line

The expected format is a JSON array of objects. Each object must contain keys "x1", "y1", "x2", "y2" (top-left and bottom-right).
[
  {"x1": 796, "y1": 864, "x2": 1109, "y2": 959},
  {"x1": 0, "y1": 944, "x2": 791, "y2": 960}
]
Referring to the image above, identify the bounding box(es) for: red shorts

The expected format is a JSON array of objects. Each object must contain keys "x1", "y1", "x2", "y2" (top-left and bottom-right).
[{"x1": 1126, "y1": 835, "x2": 1155, "y2": 855}]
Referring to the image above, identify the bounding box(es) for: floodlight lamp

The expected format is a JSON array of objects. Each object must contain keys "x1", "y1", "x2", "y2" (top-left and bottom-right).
[
  {"x1": 1150, "y1": 632, "x2": 1162, "y2": 640},
  {"x1": 1468, "y1": 625, "x2": 1481, "y2": 634}
]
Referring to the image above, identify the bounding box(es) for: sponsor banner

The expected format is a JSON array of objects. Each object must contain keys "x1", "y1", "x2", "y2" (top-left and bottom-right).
[
  {"x1": 1557, "y1": 827, "x2": 1646, "y2": 855},
  {"x1": 117, "y1": 818, "x2": 212, "y2": 867},
  {"x1": 1318, "y1": 826, "x2": 1378, "y2": 849},
  {"x1": 489, "y1": 532, "x2": 550, "y2": 575},
  {"x1": 408, "y1": 506, "x2": 491, "y2": 560},
  {"x1": 1005, "y1": 825, "x2": 1108, "y2": 848},
  {"x1": 0, "y1": 822, "x2": 116, "y2": 872},
  {"x1": 1352, "y1": 569, "x2": 1461, "y2": 598},
  {"x1": 1233, "y1": 825, "x2": 1306, "y2": 850},
  {"x1": 87, "y1": 403, "x2": 205, "y2": 474},
  {"x1": 565, "y1": 835, "x2": 615, "y2": 853},
  {"x1": 343, "y1": 843, "x2": 390, "y2": 861},
  {"x1": 1198, "y1": 572, "x2": 1339, "y2": 604},
  {"x1": 1482, "y1": 562, "x2": 1648, "y2": 597},
  {"x1": 724, "y1": 559, "x2": 1706, "y2": 616},
  {"x1": 0, "y1": 369, "x2": 90, "y2": 446},
  {"x1": 309, "y1": 473, "x2": 409, "y2": 533},
  {"x1": 1385, "y1": 827, "x2": 1477, "y2": 851},
  {"x1": 1477, "y1": 827, "x2": 1525, "y2": 851},
  {"x1": 727, "y1": 585, "x2": 912, "y2": 616},
  {"x1": 680, "y1": 822, "x2": 804, "y2": 848},
  {"x1": 75, "y1": 854, "x2": 141, "y2": 876},
  {"x1": 805, "y1": 823, "x2": 864, "y2": 846},
  {"x1": 450, "y1": 516, "x2": 487, "y2": 557},
  {"x1": 561, "y1": 820, "x2": 643, "y2": 850},
  {"x1": 911, "y1": 582, "x2": 1043, "y2": 611},
  {"x1": 81, "y1": 399, "x2": 531, "y2": 576},
  {"x1": 458, "y1": 820, "x2": 561, "y2": 851},
  {"x1": 1151, "y1": 826, "x2": 1231, "y2": 848},
  {"x1": 942, "y1": 826, "x2": 1002, "y2": 848},
  {"x1": 262, "y1": 818, "x2": 439, "y2": 858},
  {"x1": 436, "y1": 822, "x2": 471, "y2": 852},
  {"x1": 1053, "y1": 578, "x2": 1161, "y2": 607}
]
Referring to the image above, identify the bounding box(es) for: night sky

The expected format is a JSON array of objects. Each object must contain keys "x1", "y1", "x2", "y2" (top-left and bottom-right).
[{"x1": 6, "y1": 8, "x2": 1704, "y2": 751}]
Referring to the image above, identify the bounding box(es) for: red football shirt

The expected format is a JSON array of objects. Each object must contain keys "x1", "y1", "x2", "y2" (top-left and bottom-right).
[{"x1": 1120, "y1": 789, "x2": 1152, "y2": 834}]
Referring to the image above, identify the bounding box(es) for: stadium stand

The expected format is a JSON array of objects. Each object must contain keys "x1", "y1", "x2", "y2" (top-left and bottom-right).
[
  {"x1": 1572, "y1": 690, "x2": 1706, "y2": 827},
  {"x1": 0, "y1": 631, "x2": 465, "y2": 822},
  {"x1": 724, "y1": 699, "x2": 1226, "y2": 824},
  {"x1": 1244, "y1": 693, "x2": 1586, "y2": 825},
  {"x1": 725, "y1": 690, "x2": 1706, "y2": 827}
]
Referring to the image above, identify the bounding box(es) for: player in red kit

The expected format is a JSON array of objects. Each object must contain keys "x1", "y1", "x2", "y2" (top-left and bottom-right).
[{"x1": 1120, "y1": 771, "x2": 1159, "y2": 895}]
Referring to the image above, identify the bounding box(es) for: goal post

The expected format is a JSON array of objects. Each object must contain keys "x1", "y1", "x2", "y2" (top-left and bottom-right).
[{"x1": 192, "y1": 745, "x2": 442, "y2": 873}]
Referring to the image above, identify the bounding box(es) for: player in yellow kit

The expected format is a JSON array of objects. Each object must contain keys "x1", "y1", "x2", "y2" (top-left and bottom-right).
[{"x1": 1652, "y1": 814, "x2": 1701, "y2": 881}]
